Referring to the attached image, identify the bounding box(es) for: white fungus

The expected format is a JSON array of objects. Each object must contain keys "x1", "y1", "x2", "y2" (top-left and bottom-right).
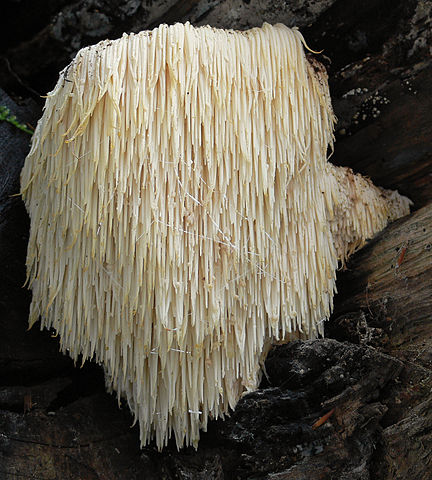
[{"x1": 21, "y1": 23, "x2": 411, "y2": 450}]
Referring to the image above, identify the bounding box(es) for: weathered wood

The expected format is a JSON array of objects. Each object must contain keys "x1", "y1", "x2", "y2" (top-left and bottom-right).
[
  {"x1": 328, "y1": 205, "x2": 432, "y2": 480},
  {"x1": 0, "y1": 339, "x2": 406, "y2": 479},
  {"x1": 331, "y1": 205, "x2": 432, "y2": 360},
  {"x1": 330, "y1": 65, "x2": 432, "y2": 208}
]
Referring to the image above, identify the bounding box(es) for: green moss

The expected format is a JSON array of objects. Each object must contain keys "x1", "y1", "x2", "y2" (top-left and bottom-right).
[{"x1": 0, "y1": 105, "x2": 34, "y2": 135}]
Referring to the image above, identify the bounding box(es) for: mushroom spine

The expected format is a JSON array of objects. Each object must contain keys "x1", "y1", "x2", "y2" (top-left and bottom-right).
[{"x1": 21, "y1": 22, "x2": 411, "y2": 450}]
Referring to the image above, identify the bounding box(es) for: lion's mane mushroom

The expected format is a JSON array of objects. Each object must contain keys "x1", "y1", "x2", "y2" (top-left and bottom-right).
[{"x1": 21, "y1": 23, "x2": 411, "y2": 450}]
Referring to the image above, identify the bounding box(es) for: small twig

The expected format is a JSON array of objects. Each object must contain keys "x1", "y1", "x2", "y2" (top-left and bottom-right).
[
  {"x1": 396, "y1": 245, "x2": 408, "y2": 268},
  {"x1": 312, "y1": 407, "x2": 335, "y2": 430}
]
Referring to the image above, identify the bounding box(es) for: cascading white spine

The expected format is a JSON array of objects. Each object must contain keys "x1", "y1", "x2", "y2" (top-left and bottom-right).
[{"x1": 21, "y1": 22, "x2": 410, "y2": 450}]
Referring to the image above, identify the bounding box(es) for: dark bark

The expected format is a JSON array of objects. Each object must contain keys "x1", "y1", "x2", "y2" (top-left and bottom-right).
[{"x1": 1, "y1": 1, "x2": 431, "y2": 479}]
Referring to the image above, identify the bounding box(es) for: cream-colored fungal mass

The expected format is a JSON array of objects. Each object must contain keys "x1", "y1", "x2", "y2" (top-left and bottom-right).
[{"x1": 21, "y1": 23, "x2": 411, "y2": 450}]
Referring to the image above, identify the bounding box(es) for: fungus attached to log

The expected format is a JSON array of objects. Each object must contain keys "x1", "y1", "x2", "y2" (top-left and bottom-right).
[{"x1": 21, "y1": 23, "x2": 411, "y2": 450}]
